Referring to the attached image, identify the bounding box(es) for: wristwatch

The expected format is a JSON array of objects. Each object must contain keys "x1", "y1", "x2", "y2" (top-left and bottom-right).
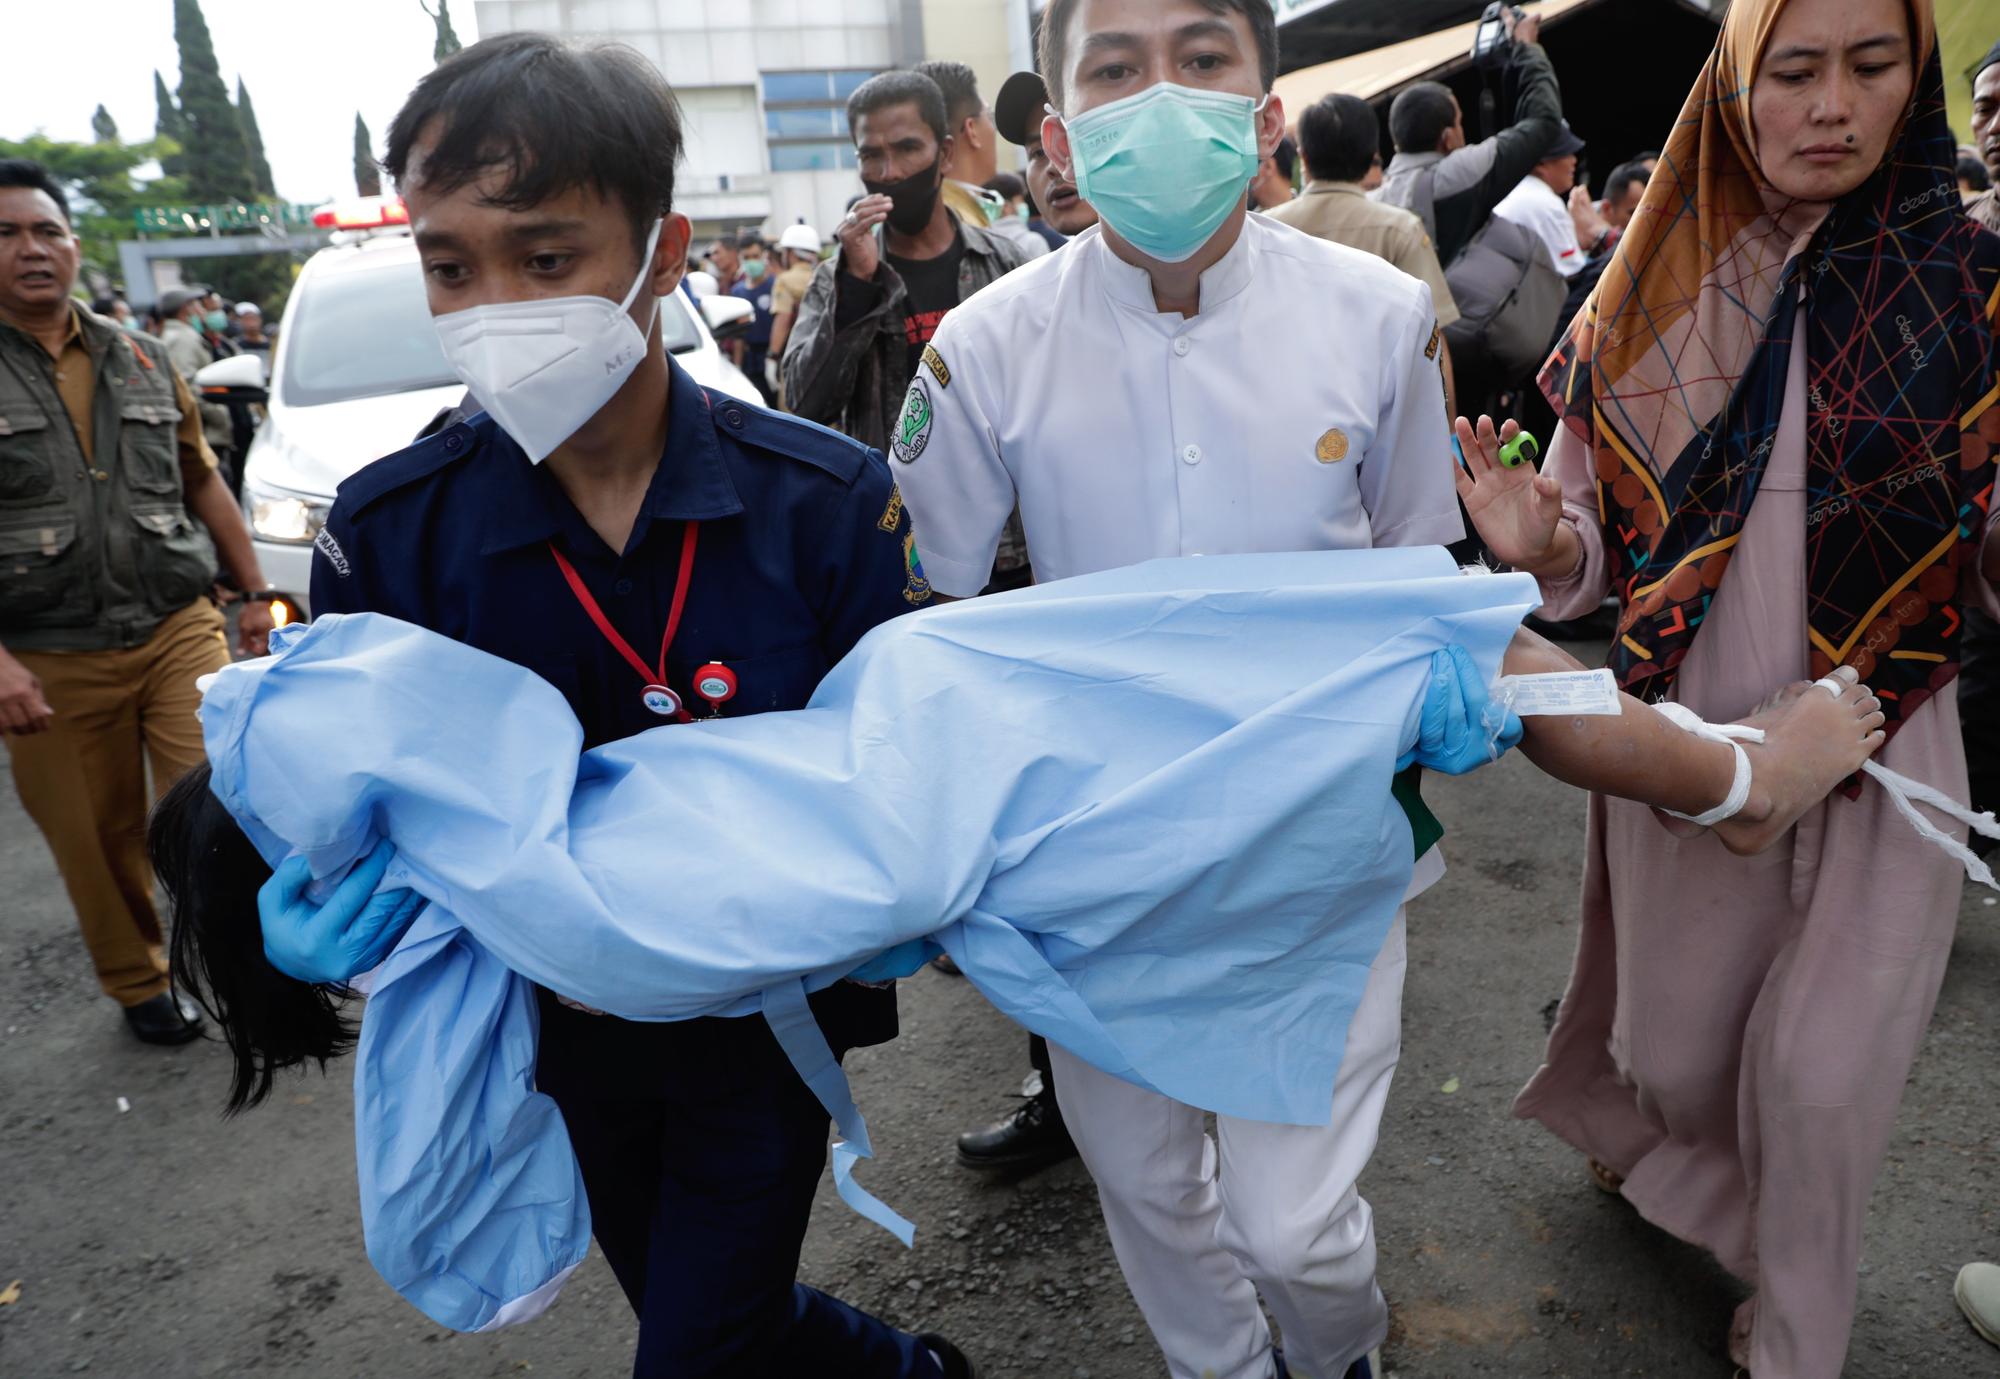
[{"x1": 242, "y1": 588, "x2": 287, "y2": 604}]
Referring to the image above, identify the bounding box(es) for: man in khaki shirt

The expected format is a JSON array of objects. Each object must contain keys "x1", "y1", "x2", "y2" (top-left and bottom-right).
[
  {"x1": 0, "y1": 159, "x2": 274, "y2": 1045},
  {"x1": 1269, "y1": 92, "x2": 1461, "y2": 409}
]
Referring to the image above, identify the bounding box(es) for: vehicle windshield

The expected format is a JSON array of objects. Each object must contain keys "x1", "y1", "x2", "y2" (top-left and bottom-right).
[{"x1": 279, "y1": 255, "x2": 705, "y2": 408}]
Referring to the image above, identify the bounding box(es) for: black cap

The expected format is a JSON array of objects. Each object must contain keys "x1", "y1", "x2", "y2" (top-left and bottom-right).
[
  {"x1": 1547, "y1": 120, "x2": 1586, "y2": 158},
  {"x1": 1980, "y1": 38, "x2": 2000, "y2": 80},
  {"x1": 995, "y1": 71, "x2": 1050, "y2": 147}
]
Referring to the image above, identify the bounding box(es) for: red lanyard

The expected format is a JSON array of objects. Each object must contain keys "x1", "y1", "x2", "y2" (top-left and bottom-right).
[{"x1": 548, "y1": 520, "x2": 700, "y2": 722}]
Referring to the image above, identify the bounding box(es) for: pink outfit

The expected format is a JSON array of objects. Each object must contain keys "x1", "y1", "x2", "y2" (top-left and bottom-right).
[{"x1": 1514, "y1": 317, "x2": 1998, "y2": 1378}]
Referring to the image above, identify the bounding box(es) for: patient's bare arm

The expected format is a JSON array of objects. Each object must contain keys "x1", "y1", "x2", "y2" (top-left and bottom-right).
[{"x1": 1499, "y1": 627, "x2": 1884, "y2": 856}]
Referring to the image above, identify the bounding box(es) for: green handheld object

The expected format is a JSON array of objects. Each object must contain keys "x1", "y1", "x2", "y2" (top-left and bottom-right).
[{"x1": 1499, "y1": 431, "x2": 1540, "y2": 469}]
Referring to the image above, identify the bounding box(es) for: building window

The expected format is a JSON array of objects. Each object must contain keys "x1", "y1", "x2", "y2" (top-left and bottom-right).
[
  {"x1": 763, "y1": 69, "x2": 879, "y2": 173},
  {"x1": 770, "y1": 142, "x2": 857, "y2": 172}
]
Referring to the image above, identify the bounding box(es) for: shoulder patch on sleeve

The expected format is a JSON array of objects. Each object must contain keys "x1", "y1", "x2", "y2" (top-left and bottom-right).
[
  {"x1": 901, "y1": 529, "x2": 932, "y2": 605},
  {"x1": 1425, "y1": 323, "x2": 1442, "y2": 361},
  {"x1": 720, "y1": 400, "x2": 870, "y2": 485},
  {"x1": 877, "y1": 486, "x2": 905, "y2": 533},
  {"x1": 313, "y1": 526, "x2": 351, "y2": 578},
  {"x1": 891, "y1": 379, "x2": 935, "y2": 465},
  {"x1": 921, "y1": 343, "x2": 951, "y2": 390}
]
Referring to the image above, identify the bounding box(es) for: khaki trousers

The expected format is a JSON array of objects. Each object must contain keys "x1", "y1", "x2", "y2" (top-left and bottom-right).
[{"x1": 6, "y1": 600, "x2": 228, "y2": 1005}]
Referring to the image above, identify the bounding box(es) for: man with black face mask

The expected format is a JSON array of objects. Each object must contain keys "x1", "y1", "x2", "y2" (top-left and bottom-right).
[{"x1": 784, "y1": 70, "x2": 1027, "y2": 455}]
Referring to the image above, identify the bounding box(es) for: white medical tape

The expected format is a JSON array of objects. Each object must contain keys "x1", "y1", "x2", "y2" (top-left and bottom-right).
[
  {"x1": 1650, "y1": 701, "x2": 1764, "y2": 827},
  {"x1": 1667, "y1": 676, "x2": 2000, "y2": 889},
  {"x1": 1859, "y1": 760, "x2": 2000, "y2": 891}
]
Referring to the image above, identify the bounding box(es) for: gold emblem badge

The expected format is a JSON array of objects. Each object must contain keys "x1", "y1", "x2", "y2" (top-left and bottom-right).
[{"x1": 1315, "y1": 428, "x2": 1349, "y2": 464}]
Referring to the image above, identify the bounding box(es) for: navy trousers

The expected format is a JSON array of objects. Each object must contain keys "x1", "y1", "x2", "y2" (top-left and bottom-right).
[{"x1": 535, "y1": 986, "x2": 937, "y2": 1379}]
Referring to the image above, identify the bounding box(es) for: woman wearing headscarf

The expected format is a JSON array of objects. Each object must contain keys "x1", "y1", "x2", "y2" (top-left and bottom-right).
[{"x1": 1456, "y1": 0, "x2": 2000, "y2": 1373}]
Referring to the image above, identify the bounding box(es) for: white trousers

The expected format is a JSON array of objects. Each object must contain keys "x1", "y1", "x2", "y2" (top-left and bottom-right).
[{"x1": 1049, "y1": 910, "x2": 1407, "y2": 1379}]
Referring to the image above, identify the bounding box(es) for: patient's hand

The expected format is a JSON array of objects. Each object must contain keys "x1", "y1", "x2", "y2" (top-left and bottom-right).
[{"x1": 259, "y1": 841, "x2": 426, "y2": 985}]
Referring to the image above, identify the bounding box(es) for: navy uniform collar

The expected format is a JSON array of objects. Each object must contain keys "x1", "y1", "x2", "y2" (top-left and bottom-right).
[{"x1": 478, "y1": 355, "x2": 745, "y2": 556}]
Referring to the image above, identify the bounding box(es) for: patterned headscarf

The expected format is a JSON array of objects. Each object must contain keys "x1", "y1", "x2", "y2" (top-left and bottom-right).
[{"x1": 1540, "y1": 0, "x2": 2000, "y2": 738}]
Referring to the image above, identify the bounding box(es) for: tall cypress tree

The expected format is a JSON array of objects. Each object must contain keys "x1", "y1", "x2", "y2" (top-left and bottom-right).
[
  {"x1": 91, "y1": 105, "x2": 120, "y2": 144},
  {"x1": 235, "y1": 78, "x2": 277, "y2": 199},
  {"x1": 353, "y1": 113, "x2": 382, "y2": 196},
  {"x1": 421, "y1": 0, "x2": 462, "y2": 63},
  {"x1": 153, "y1": 70, "x2": 187, "y2": 177},
  {"x1": 172, "y1": 0, "x2": 256, "y2": 203}
]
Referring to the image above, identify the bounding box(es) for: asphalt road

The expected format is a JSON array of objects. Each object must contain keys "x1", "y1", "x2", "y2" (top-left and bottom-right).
[{"x1": 2, "y1": 648, "x2": 1996, "y2": 1378}]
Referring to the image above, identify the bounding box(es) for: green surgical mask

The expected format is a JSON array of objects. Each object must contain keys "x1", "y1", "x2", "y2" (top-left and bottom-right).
[
  {"x1": 741, "y1": 259, "x2": 767, "y2": 280},
  {"x1": 203, "y1": 308, "x2": 229, "y2": 333},
  {"x1": 1066, "y1": 83, "x2": 1268, "y2": 264}
]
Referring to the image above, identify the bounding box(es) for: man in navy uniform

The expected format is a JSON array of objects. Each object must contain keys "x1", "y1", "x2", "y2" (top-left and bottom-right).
[{"x1": 286, "y1": 34, "x2": 971, "y2": 1379}]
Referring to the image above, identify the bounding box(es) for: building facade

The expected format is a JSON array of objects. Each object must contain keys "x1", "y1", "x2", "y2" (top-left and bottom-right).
[{"x1": 473, "y1": 0, "x2": 1035, "y2": 243}]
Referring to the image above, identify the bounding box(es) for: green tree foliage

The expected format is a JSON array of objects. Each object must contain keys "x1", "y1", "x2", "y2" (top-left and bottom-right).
[
  {"x1": 421, "y1": 0, "x2": 463, "y2": 64},
  {"x1": 91, "y1": 105, "x2": 120, "y2": 145},
  {"x1": 170, "y1": 0, "x2": 292, "y2": 310},
  {"x1": 354, "y1": 113, "x2": 382, "y2": 196},
  {"x1": 153, "y1": 70, "x2": 187, "y2": 177},
  {"x1": 172, "y1": 0, "x2": 256, "y2": 203},
  {"x1": 235, "y1": 78, "x2": 277, "y2": 199}
]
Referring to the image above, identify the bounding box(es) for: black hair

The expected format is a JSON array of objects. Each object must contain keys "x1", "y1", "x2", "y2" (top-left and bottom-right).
[
  {"x1": 152, "y1": 764, "x2": 357, "y2": 1114},
  {"x1": 1959, "y1": 152, "x2": 1991, "y2": 193},
  {"x1": 846, "y1": 70, "x2": 949, "y2": 148},
  {"x1": 1298, "y1": 93, "x2": 1381, "y2": 184},
  {"x1": 1271, "y1": 134, "x2": 1297, "y2": 182},
  {"x1": 1389, "y1": 82, "x2": 1460, "y2": 155},
  {"x1": 914, "y1": 60, "x2": 983, "y2": 131},
  {"x1": 1602, "y1": 159, "x2": 1653, "y2": 206},
  {"x1": 1038, "y1": 0, "x2": 1279, "y2": 109},
  {"x1": 383, "y1": 32, "x2": 682, "y2": 249},
  {"x1": 0, "y1": 158, "x2": 71, "y2": 224},
  {"x1": 984, "y1": 171, "x2": 1026, "y2": 200}
]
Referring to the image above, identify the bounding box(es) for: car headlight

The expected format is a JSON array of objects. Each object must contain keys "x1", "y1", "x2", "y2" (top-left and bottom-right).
[{"x1": 244, "y1": 479, "x2": 331, "y2": 545}]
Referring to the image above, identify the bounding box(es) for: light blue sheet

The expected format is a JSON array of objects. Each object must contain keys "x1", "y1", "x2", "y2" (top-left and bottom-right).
[{"x1": 199, "y1": 549, "x2": 1538, "y2": 1332}]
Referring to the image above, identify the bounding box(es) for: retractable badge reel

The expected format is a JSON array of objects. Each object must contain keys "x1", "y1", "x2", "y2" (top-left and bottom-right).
[{"x1": 694, "y1": 662, "x2": 738, "y2": 718}]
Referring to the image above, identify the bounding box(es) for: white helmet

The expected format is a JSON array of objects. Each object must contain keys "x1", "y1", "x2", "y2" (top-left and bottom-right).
[{"x1": 779, "y1": 223, "x2": 823, "y2": 256}]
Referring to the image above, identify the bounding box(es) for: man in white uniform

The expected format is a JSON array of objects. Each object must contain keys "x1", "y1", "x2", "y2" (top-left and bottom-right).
[
  {"x1": 891, "y1": 3, "x2": 1461, "y2": 1377},
  {"x1": 1490, "y1": 121, "x2": 1589, "y2": 279}
]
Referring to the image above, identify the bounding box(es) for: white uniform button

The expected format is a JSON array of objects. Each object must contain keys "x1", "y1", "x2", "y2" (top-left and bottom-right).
[
  {"x1": 1181, "y1": 444, "x2": 1203, "y2": 465},
  {"x1": 1173, "y1": 338, "x2": 1191, "y2": 357}
]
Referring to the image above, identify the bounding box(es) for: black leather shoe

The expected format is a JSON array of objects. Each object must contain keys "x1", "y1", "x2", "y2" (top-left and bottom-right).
[
  {"x1": 956, "y1": 1089, "x2": 1077, "y2": 1170},
  {"x1": 123, "y1": 992, "x2": 205, "y2": 1046},
  {"x1": 916, "y1": 1332, "x2": 979, "y2": 1379}
]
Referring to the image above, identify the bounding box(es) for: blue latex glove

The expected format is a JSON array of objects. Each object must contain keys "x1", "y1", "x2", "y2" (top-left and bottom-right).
[
  {"x1": 259, "y1": 840, "x2": 426, "y2": 985},
  {"x1": 845, "y1": 938, "x2": 944, "y2": 984},
  {"x1": 1396, "y1": 645, "x2": 1524, "y2": 776}
]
